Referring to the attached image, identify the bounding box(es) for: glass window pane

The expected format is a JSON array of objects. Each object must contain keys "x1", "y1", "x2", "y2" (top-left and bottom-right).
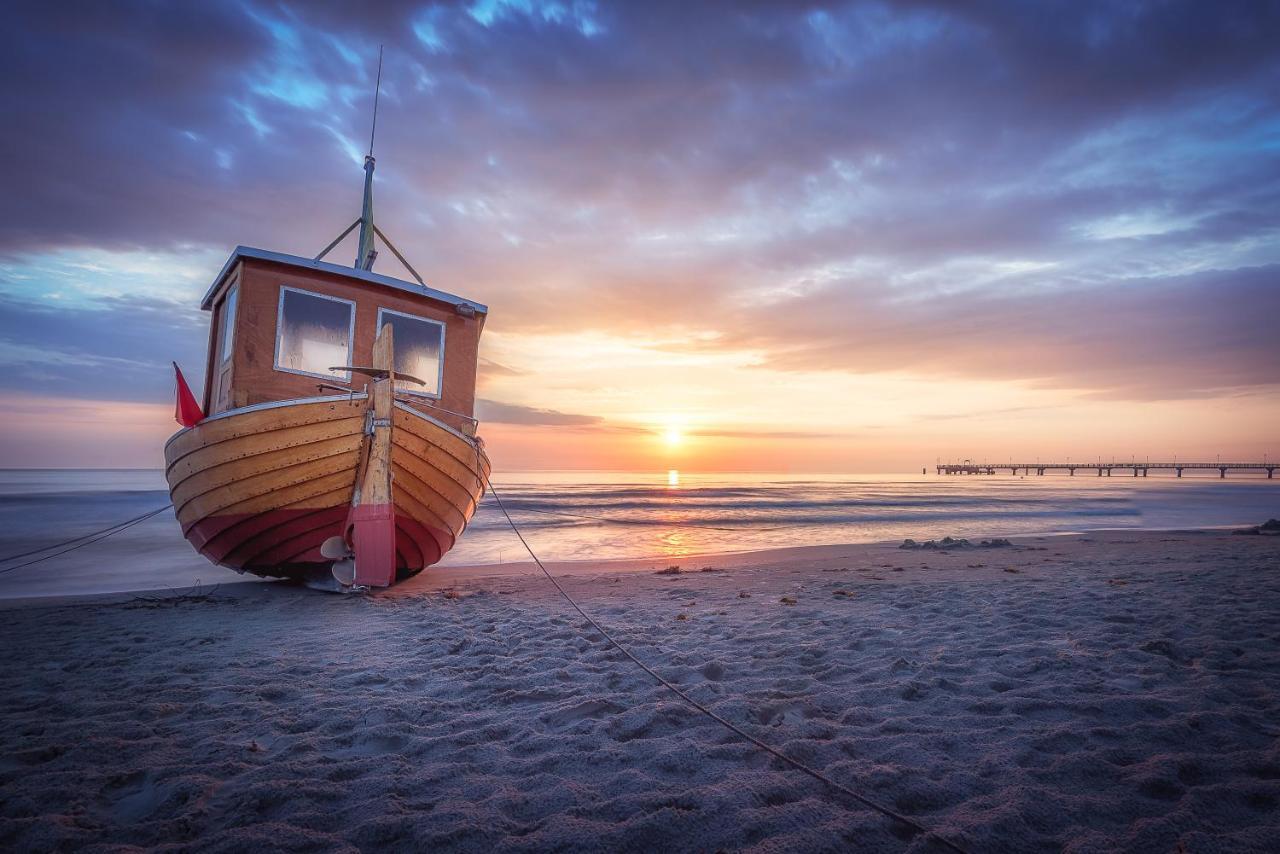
[
  {"x1": 276, "y1": 289, "x2": 352, "y2": 378},
  {"x1": 380, "y1": 311, "x2": 442, "y2": 396},
  {"x1": 219, "y1": 286, "x2": 237, "y2": 363}
]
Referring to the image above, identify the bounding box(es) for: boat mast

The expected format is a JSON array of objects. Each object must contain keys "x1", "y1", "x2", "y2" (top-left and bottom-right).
[
  {"x1": 355, "y1": 46, "x2": 383, "y2": 271},
  {"x1": 314, "y1": 47, "x2": 430, "y2": 289}
]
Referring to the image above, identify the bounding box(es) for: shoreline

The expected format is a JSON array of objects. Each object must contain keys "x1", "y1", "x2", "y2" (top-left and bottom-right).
[
  {"x1": 435, "y1": 521, "x2": 1264, "y2": 574},
  {"x1": 4, "y1": 466, "x2": 1277, "y2": 601},
  {"x1": 398, "y1": 525, "x2": 1276, "y2": 594},
  {"x1": 0, "y1": 525, "x2": 1271, "y2": 608}
]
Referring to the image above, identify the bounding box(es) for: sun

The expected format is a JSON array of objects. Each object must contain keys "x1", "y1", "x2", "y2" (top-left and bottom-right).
[{"x1": 654, "y1": 414, "x2": 690, "y2": 450}]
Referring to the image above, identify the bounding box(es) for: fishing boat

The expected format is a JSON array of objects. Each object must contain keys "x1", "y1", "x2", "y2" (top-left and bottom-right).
[{"x1": 163, "y1": 87, "x2": 490, "y2": 589}]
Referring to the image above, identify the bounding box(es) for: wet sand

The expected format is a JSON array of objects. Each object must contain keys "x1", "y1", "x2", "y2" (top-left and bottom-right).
[{"x1": 2, "y1": 530, "x2": 1278, "y2": 852}]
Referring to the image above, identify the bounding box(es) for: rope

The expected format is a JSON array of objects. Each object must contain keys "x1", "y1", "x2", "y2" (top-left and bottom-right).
[
  {"x1": 0, "y1": 505, "x2": 173, "y2": 575},
  {"x1": 480, "y1": 471, "x2": 969, "y2": 854}
]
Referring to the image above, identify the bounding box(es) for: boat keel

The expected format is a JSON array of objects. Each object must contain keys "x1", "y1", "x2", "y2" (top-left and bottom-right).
[{"x1": 351, "y1": 502, "x2": 396, "y2": 587}]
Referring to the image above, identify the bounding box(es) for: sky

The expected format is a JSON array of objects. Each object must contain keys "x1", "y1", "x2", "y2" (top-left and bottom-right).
[{"x1": 0, "y1": 0, "x2": 1277, "y2": 472}]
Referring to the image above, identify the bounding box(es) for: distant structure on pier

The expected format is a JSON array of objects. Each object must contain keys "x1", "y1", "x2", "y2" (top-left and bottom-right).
[{"x1": 937, "y1": 460, "x2": 1275, "y2": 479}]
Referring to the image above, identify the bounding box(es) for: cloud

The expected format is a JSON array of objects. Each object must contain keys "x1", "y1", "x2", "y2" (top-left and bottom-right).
[
  {"x1": 917, "y1": 405, "x2": 1061, "y2": 422},
  {"x1": 475, "y1": 398, "x2": 602, "y2": 426},
  {"x1": 0, "y1": 292, "x2": 207, "y2": 403},
  {"x1": 690, "y1": 428, "x2": 851, "y2": 440},
  {"x1": 0, "y1": 0, "x2": 1276, "y2": 412},
  {"x1": 722, "y1": 264, "x2": 1280, "y2": 399},
  {"x1": 478, "y1": 357, "x2": 525, "y2": 378}
]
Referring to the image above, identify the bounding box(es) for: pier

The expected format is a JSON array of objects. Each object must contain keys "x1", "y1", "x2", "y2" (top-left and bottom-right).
[{"x1": 937, "y1": 461, "x2": 1276, "y2": 479}]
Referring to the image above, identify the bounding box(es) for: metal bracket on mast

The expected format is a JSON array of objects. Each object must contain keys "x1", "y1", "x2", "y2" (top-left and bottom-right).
[
  {"x1": 315, "y1": 219, "x2": 362, "y2": 262},
  {"x1": 371, "y1": 224, "x2": 427, "y2": 287}
]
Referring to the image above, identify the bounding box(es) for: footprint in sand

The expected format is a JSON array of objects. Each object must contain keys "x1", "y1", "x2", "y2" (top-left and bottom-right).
[
  {"x1": 105, "y1": 770, "x2": 168, "y2": 823},
  {"x1": 754, "y1": 702, "x2": 815, "y2": 726},
  {"x1": 346, "y1": 734, "x2": 409, "y2": 757},
  {"x1": 543, "y1": 699, "x2": 625, "y2": 727}
]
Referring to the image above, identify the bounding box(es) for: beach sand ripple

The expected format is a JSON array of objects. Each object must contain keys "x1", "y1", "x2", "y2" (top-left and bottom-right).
[{"x1": 1, "y1": 531, "x2": 1278, "y2": 852}]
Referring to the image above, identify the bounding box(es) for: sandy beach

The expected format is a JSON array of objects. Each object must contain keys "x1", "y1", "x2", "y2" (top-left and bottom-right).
[{"x1": 2, "y1": 529, "x2": 1278, "y2": 852}]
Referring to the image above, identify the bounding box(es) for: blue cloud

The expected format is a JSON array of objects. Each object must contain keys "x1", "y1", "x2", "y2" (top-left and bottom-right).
[
  {"x1": 0, "y1": 0, "x2": 1275, "y2": 403},
  {"x1": 0, "y1": 293, "x2": 207, "y2": 402}
]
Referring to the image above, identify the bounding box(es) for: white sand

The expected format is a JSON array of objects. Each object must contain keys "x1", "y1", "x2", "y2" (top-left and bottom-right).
[{"x1": 2, "y1": 530, "x2": 1278, "y2": 852}]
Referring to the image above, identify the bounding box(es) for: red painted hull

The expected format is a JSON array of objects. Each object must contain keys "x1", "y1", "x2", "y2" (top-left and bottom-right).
[
  {"x1": 164, "y1": 396, "x2": 489, "y2": 585},
  {"x1": 190, "y1": 507, "x2": 448, "y2": 581}
]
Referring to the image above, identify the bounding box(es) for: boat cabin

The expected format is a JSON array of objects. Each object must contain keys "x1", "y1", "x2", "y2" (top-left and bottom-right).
[{"x1": 199, "y1": 246, "x2": 487, "y2": 433}]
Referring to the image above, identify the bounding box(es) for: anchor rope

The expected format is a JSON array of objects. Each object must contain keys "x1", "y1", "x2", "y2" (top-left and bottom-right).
[
  {"x1": 0, "y1": 504, "x2": 173, "y2": 574},
  {"x1": 479, "y1": 469, "x2": 969, "y2": 854}
]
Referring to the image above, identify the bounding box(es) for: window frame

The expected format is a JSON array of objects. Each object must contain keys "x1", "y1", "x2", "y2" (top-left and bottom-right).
[
  {"x1": 218, "y1": 283, "x2": 238, "y2": 364},
  {"x1": 375, "y1": 306, "x2": 446, "y2": 399},
  {"x1": 273, "y1": 285, "x2": 357, "y2": 382}
]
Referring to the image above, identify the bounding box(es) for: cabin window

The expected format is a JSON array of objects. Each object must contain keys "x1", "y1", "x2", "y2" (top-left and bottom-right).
[
  {"x1": 275, "y1": 286, "x2": 355, "y2": 380},
  {"x1": 376, "y1": 308, "x2": 445, "y2": 397},
  {"x1": 219, "y1": 285, "x2": 238, "y2": 363}
]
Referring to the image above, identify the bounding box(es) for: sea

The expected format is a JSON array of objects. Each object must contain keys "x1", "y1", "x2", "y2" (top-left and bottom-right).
[{"x1": 1, "y1": 469, "x2": 1276, "y2": 598}]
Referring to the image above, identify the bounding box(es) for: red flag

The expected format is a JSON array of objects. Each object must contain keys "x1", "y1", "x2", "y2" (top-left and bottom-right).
[{"x1": 173, "y1": 362, "x2": 205, "y2": 428}]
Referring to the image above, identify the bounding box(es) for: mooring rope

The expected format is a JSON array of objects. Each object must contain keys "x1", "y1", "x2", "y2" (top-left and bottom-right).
[
  {"x1": 0, "y1": 505, "x2": 173, "y2": 575},
  {"x1": 480, "y1": 471, "x2": 969, "y2": 854}
]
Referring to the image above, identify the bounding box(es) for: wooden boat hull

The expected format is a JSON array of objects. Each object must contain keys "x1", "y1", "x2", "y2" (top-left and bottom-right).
[{"x1": 164, "y1": 394, "x2": 489, "y2": 584}]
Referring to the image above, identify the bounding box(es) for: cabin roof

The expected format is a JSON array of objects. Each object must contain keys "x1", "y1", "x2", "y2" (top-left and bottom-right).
[{"x1": 200, "y1": 246, "x2": 489, "y2": 315}]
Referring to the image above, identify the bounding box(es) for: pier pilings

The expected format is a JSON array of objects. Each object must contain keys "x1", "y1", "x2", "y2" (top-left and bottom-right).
[{"x1": 936, "y1": 461, "x2": 1274, "y2": 478}]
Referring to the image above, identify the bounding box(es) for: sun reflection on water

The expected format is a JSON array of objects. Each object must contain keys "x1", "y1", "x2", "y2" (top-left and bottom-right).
[
  {"x1": 659, "y1": 528, "x2": 693, "y2": 558},
  {"x1": 667, "y1": 469, "x2": 680, "y2": 487}
]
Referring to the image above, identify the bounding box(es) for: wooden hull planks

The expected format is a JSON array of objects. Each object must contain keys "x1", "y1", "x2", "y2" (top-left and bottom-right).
[{"x1": 164, "y1": 395, "x2": 489, "y2": 583}]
